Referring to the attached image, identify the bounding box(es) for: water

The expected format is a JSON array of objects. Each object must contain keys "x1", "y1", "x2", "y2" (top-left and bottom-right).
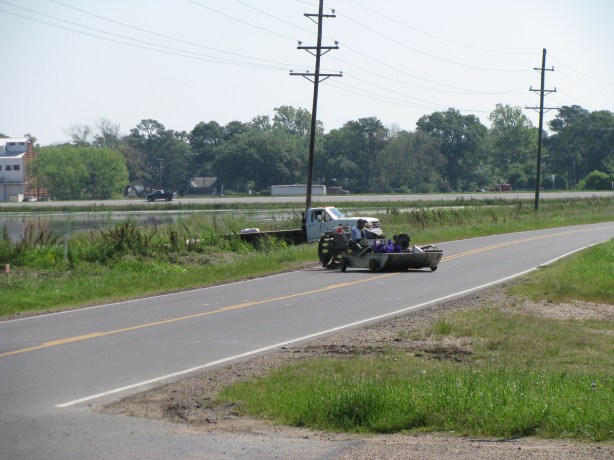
[{"x1": 0, "y1": 209, "x2": 301, "y2": 242}]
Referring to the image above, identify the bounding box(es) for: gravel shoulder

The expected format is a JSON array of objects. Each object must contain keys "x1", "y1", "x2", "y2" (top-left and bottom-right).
[{"x1": 103, "y1": 280, "x2": 614, "y2": 459}]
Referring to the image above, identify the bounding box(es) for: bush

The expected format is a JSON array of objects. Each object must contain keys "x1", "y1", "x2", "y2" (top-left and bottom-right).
[{"x1": 578, "y1": 170, "x2": 614, "y2": 190}]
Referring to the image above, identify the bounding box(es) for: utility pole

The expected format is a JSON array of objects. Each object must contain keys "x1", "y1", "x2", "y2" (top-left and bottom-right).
[
  {"x1": 526, "y1": 48, "x2": 557, "y2": 211},
  {"x1": 290, "y1": 0, "x2": 342, "y2": 215}
]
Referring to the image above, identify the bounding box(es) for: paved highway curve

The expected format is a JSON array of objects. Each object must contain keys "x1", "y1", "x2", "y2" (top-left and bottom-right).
[{"x1": 1, "y1": 221, "x2": 613, "y2": 459}]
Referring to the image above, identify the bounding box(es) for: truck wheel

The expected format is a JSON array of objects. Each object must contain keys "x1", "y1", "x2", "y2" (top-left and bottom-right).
[
  {"x1": 430, "y1": 265, "x2": 438, "y2": 272},
  {"x1": 340, "y1": 257, "x2": 348, "y2": 272},
  {"x1": 369, "y1": 258, "x2": 378, "y2": 272},
  {"x1": 318, "y1": 235, "x2": 333, "y2": 266}
]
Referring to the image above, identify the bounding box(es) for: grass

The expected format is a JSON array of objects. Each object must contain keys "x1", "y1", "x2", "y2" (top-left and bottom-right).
[
  {"x1": 0, "y1": 240, "x2": 314, "y2": 316},
  {"x1": 1, "y1": 197, "x2": 613, "y2": 317},
  {"x1": 217, "y1": 239, "x2": 614, "y2": 441},
  {"x1": 511, "y1": 240, "x2": 614, "y2": 304},
  {"x1": 219, "y1": 361, "x2": 613, "y2": 440}
]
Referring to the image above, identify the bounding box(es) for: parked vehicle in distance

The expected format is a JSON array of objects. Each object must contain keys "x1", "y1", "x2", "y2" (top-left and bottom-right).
[
  {"x1": 238, "y1": 206, "x2": 382, "y2": 244},
  {"x1": 146, "y1": 190, "x2": 174, "y2": 202}
]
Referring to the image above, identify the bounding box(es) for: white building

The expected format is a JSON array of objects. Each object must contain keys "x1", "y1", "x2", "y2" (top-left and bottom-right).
[{"x1": 0, "y1": 138, "x2": 34, "y2": 202}]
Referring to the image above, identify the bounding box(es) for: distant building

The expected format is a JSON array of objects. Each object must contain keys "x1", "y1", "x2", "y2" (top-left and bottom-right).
[
  {"x1": 0, "y1": 138, "x2": 36, "y2": 202},
  {"x1": 271, "y1": 184, "x2": 326, "y2": 196},
  {"x1": 188, "y1": 177, "x2": 218, "y2": 195}
]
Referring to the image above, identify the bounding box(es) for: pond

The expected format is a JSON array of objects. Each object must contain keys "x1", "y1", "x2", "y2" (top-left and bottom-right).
[{"x1": 0, "y1": 209, "x2": 301, "y2": 242}]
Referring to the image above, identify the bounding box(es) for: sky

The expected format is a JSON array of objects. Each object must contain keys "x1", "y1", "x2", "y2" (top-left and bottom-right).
[{"x1": 2, "y1": 0, "x2": 613, "y2": 146}]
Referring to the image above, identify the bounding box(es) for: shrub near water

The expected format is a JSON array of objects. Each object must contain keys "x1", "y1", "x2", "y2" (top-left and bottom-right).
[{"x1": 0, "y1": 217, "x2": 307, "y2": 316}]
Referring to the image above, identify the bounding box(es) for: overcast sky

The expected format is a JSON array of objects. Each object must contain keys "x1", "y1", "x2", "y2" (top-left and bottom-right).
[{"x1": 2, "y1": 0, "x2": 613, "y2": 146}]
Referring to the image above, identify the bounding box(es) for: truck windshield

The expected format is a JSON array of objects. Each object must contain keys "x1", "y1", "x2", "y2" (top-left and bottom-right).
[{"x1": 327, "y1": 207, "x2": 345, "y2": 218}]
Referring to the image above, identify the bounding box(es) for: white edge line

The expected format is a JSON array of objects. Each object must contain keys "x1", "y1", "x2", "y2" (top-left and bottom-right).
[{"x1": 55, "y1": 243, "x2": 598, "y2": 409}]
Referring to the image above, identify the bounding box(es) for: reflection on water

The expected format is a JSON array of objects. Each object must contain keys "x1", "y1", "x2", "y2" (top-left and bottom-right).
[
  {"x1": 1, "y1": 211, "x2": 177, "y2": 242},
  {"x1": 0, "y1": 209, "x2": 301, "y2": 242}
]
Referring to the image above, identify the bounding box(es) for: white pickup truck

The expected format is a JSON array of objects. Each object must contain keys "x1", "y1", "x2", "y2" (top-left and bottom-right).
[
  {"x1": 303, "y1": 206, "x2": 382, "y2": 243},
  {"x1": 239, "y1": 206, "x2": 383, "y2": 244}
]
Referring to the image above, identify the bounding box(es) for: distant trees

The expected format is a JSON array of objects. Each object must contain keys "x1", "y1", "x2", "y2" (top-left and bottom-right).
[
  {"x1": 126, "y1": 119, "x2": 192, "y2": 194},
  {"x1": 211, "y1": 130, "x2": 303, "y2": 192},
  {"x1": 30, "y1": 103, "x2": 614, "y2": 199},
  {"x1": 378, "y1": 131, "x2": 444, "y2": 193},
  {"x1": 417, "y1": 108, "x2": 488, "y2": 191},
  {"x1": 31, "y1": 146, "x2": 128, "y2": 199},
  {"x1": 546, "y1": 106, "x2": 614, "y2": 189},
  {"x1": 319, "y1": 117, "x2": 389, "y2": 192},
  {"x1": 486, "y1": 104, "x2": 537, "y2": 190},
  {"x1": 189, "y1": 121, "x2": 224, "y2": 177}
]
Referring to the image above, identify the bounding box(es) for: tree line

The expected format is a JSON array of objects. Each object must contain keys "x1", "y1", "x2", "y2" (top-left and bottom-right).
[{"x1": 24, "y1": 104, "x2": 614, "y2": 199}]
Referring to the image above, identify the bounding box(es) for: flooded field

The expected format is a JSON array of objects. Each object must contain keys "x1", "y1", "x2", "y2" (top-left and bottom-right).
[{"x1": 0, "y1": 209, "x2": 300, "y2": 242}]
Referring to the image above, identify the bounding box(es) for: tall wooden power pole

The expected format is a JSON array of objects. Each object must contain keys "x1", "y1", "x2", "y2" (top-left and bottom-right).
[
  {"x1": 526, "y1": 48, "x2": 557, "y2": 211},
  {"x1": 290, "y1": 0, "x2": 341, "y2": 214}
]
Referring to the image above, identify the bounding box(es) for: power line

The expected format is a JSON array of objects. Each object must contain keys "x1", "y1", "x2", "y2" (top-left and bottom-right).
[
  {"x1": 333, "y1": 52, "x2": 527, "y2": 95},
  {"x1": 188, "y1": 0, "x2": 297, "y2": 41},
  {"x1": 1, "y1": 0, "x2": 300, "y2": 69},
  {"x1": 44, "y1": 0, "x2": 298, "y2": 67},
  {"x1": 346, "y1": 0, "x2": 534, "y2": 56},
  {"x1": 335, "y1": 9, "x2": 529, "y2": 72},
  {"x1": 232, "y1": 0, "x2": 314, "y2": 36}
]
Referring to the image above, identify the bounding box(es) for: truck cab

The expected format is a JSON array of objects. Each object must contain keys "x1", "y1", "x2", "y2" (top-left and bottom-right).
[
  {"x1": 146, "y1": 190, "x2": 174, "y2": 202},
  {"x1": 304, "y1": 206, "x2": 382, "y2": 243}
]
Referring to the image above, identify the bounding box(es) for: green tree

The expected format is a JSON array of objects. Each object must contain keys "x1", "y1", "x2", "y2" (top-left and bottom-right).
[
  {"x1": 127, "y1": 119, "x2": 192, "y2": 193},
  {"x1": 486, "y1": 104, "x2": 537, "y2": 189},
  {"x1": 319, "y1": 117, "x2": 389, "y2": 192},
  {"x1": 249, "y1": 115, "x2": 272, "y2": 132},
  {"x1": 577, "y1": 170, "x2": 614, "y2": 190},
  {"x1": 212, "y1": 130, "x2": 302, "y2": 192},
  {"x1": 377, "y1": 130, "x2": 444, "y2": 193},
  {"x1": 546, "y1": 105, "x2": 590, "y2": 187},
  {"x1": 189, "y1": 121, "x2": 224, "y2": 176},
  {"x1": 223, "y1": 121, "x2": 249, "y2": 140},
  {"x1": 31, "y1": 146, "x2": 128, "y2": 199},
  {"x1": 273, "y1": 105, "x2": 313, "y2": 137},
  {"x1": 416, "y1": 108, "x2": 487, "y2": 191}
]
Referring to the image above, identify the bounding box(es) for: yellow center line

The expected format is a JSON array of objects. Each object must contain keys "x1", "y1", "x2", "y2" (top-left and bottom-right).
[
  {"x1": 0, "y1": 273, "x2": 397, "y2": 358},
  {"x1": 3, "y1": 225, "x2": 611, "y2": 359},
  {"x1": 441, "y1": 227, "x2": 601, "y2": 262}
]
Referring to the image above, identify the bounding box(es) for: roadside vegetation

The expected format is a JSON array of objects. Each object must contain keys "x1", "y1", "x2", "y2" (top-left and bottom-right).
[
  {"x1": 1, "y1": 197, "x2": 613, "y2": 318},
  {"x1": 218, "y1": 239, "x2": 614, "y2": 441}
]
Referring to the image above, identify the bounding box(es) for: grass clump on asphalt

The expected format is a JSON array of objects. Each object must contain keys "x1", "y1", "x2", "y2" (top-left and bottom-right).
[{"x1": 217, "y1": 238, "x2": 614, "y2": 441}]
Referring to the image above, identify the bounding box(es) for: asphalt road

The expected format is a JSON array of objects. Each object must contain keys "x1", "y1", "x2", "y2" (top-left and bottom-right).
[
  {"x1": 2, "y1": 190, "x2": 613, "y2": 208},
  {"x1": 1, "y1": 222, "x2": 613, "y2": 459}
]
